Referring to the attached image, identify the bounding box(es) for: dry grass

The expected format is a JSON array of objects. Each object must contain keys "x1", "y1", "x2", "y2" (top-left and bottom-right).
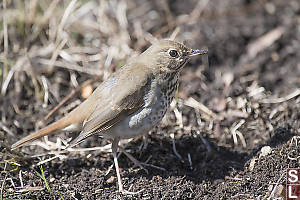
[
  {"x1": 0, "y1": 0, "x2": 299, "y2": 198},
  {"x1": 0, "y1": 0, "x2": 211, "y2": 197}
]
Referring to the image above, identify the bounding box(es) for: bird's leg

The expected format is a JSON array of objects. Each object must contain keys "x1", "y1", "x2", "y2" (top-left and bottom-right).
[
  {"x1": 112, "y1": 138, "x2": 141, "y2": 194},
  {"x1": 143, "y1": 133, "x2": 149, "y2": 150},
  {"x1": 112, "y1": 138, "x2": 124, "y2": 193},
  {"x1": 138, "y1": 133, "x2": 149, "y2": 153},
  {"x1": 118, "y1": 146, "x2": 148, "y2": 174},
  {"x1": 118, "y1": 145, "x2": 166, "y2": 172}
]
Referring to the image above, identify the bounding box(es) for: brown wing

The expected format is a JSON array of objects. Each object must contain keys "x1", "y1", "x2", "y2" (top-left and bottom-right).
[{"x1": 68, "y1": 63, "x2": 153, "y2": 147}]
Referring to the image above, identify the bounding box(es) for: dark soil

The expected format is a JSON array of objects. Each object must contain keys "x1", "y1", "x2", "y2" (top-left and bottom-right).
[{"x1": 1, "y1": 0, "x2": 299, "y2": 199}]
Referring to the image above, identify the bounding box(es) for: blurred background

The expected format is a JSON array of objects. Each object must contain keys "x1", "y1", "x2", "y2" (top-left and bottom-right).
[{"x1": 1, "y1": 0, "x2": 299, "y2": 199}]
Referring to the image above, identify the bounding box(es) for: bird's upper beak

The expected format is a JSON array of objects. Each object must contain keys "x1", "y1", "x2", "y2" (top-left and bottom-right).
[{"x1": 189, "y1": 49, "x2": 208, "y2": 57}]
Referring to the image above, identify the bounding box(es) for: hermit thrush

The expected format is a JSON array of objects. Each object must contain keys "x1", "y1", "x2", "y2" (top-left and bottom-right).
[{"x1": 11, "y1": 40, "x2": 207, "y2": 193}]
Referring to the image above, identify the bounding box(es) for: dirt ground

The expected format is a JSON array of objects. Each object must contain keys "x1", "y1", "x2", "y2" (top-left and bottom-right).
[{"x1": 1, "y1": 0, "x2": 300, "y2": 199}]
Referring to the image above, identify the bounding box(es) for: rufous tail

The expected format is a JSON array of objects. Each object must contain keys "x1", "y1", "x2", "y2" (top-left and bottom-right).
[{"x1": 11, "y1": 97, "x2": 95, "y2": 149}]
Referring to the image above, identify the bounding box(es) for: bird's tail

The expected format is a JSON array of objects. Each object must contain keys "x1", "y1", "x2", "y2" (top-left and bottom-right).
[{"x1": 11, "y1": 98, "x2": 94, "y2": 149}]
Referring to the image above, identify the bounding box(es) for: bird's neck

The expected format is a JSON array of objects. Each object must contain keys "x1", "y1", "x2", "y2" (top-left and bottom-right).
[
  {"x1": 157, "y1": 70, "x2": 180, "y2": 104},
  {"x1": 161, "y1": 70, "x2": 180, "y2": 84}
]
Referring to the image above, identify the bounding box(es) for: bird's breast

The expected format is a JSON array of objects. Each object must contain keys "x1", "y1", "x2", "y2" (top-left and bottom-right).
[{"x1": 102, "y1": 73, "x2": 179, "y2": 139}]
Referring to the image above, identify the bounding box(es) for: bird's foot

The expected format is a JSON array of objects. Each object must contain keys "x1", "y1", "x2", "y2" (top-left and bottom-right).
[
  {"x1": 138, "y1": 134, "x2": 149, "y2": 154},
  {"x1": 119, "y1": 146, "x2": 149, "y2": 174}
]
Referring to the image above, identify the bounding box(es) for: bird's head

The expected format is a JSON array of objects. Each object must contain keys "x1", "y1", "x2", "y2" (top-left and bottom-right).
[{"x1": 140, "y1": 40, "x2": 208, "y2": 72}]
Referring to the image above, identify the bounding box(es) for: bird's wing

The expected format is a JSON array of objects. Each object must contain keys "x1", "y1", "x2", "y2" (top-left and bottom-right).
[{"x1": 68, "y1": 63, "x2": 153, "y2": 147}]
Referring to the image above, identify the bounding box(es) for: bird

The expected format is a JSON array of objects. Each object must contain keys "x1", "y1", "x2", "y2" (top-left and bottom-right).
[{"x1": 11, "y1": 40, "x2": 208, "y2": 194}]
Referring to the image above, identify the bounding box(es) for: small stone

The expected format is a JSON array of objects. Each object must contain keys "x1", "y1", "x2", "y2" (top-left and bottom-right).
[
  {"x1": 249, "y1": 158, "x2": 257, "y2": 171},
  {"x1": 7, "y1": 188, "x2": 14, "y2": 193},
  {"x1": 222, "y1": 72, "x2": 234, "y2": 87},
  {"x1": 81, "y1": 84, "x2": 93, "y2": 99},
  {"x1": 106, "y1": 176, "x2": 116, "y2": 184},
  {"x1": 259, "y1": 146, "x2": 272, "y2": 158}
]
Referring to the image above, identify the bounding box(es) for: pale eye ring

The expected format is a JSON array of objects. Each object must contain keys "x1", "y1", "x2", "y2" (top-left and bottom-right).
[{"x1": 168, "y1": 49, "x2": 179, "y2": 58}]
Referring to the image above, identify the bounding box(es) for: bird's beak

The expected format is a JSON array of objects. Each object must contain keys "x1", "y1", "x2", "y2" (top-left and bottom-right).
[{"x1": 189, "y1": 49, "x2": 208, "y2": 57}]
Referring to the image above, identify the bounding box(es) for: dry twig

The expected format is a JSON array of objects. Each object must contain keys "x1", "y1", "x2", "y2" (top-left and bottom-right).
[
  {"x1": 44, "y1": 78, "x2": 98, "y2": 121},
  {"x1": 260, "y1": 89, "x2": 300, "y2": 104}
]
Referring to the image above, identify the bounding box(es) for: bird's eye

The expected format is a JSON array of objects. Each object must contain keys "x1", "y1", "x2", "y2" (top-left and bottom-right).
[{"x1": 168, "y1": 49, "x2": 179, "y2": 58}]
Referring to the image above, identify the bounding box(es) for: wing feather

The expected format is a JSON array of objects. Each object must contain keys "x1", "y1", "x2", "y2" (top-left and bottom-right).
[{"x1": 68, "y1": 63, "x2": 153, "y2": 147}]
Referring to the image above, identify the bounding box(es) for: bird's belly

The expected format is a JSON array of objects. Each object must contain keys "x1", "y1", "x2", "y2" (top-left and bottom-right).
[{"x1": 104, "y1": 96, "x2": 168, "y2": 139}]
